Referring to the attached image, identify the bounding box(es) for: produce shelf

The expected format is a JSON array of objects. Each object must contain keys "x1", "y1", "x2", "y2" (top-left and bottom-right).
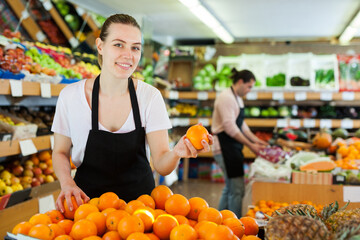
[
  {"x1": 170, "y1": 117, "x2": 212, "y2": 127},
  {"x1": 4, "y1": 0, "x2": 48, "y2": 42},
  {"x1": 74, "y1": 5, "x2": 99, "y2": 32},
  {"x1": 0, "y1": 80, "x2": 66, "y2": 96},
  {"x1": 245, "y1": 118, "x2": 360, "y2": 128},
  {"x1": 197, "y1": 146, "x2": 255, "y2": 159},
  {"x1": 0, "y1": 135, "x2": 52, "y2": 158}
]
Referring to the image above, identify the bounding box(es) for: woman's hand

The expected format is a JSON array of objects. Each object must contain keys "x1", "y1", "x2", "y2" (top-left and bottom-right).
[
  {"x1": 56, "y1": 181, "x2": 90, "y2": 213},
  {"x1": 173, "y1": 134, "x2": 214, "y2": 158}
]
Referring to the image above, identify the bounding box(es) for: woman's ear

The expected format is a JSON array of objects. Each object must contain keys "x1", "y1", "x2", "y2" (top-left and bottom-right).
[{"x1": 96, "y1": 38, "x2": 103, "y2": 55}]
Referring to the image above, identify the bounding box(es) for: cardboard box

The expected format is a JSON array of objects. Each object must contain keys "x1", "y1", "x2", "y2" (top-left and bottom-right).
[
  {"x1": 292, "y1": 171, "x2": 333, "y2": 185},
  {"x1": 0, "y1": 110, "x2": 37, "y2": 140}
]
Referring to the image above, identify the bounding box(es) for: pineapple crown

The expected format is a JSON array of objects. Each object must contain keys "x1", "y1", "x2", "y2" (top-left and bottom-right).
[
  {"x1": 321, "y1": 201, "x2": 349, "y2": 221},
  {"x1": 274, "y1": 208, "x2": 322, "y2": 220},
  {"x1": 335, "y1": 225, "x2": 360, "y2": 240}
]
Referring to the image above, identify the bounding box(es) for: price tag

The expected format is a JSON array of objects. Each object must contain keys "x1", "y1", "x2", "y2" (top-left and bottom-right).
[
  {"x1": 289, "y1": 119, "x2": 301, "y2": 128},
  {"x1": 36, "y1": 31, "x2": 46, "y2": 42},
  {"x1": 320, "y1": 119, "x2": 332, "y2": 129},
  {"x1": 246, "y1": 92, "x2": 258, "y2": 100},
  {"x1": 21, "y1": 10, "x2": 29, "y2": 19},
  {"x1": 272, "y1": 92, "x2": 284, "y2": 101},
  {"x1": 169, "y1": 91, "x2": 179, "y2": 99},
  {"x1": 9, "y1": 80, "x2": 23, "y2": 97},
  {"x1": 69, "y1": 37, "x2": 79, "y2": 48},
  {"x1": 198, "y1": 118, "x2": 210, "y2": 126},
  {"x1": 42, "y1": 1, "x2": 53, "y2": 10},
  {"x1": 40, "y1": 82, "x2": 51, "y2": 98},
  {"x1": 16, "y1": 233, "x2": 37, "y2": 240},
  {"x1": 276, "y1": 119, "x2": 288, "y2": 128},
  {"x1": 50, "y1": 135, "x2": 54, "y2": 150},
  {"x1": 197, "y1": 92, "x2": 208, "y2": 100},
  {"x1": 341, "y1": 119, "x2": 353, "y2": 129},
  {"x1": 178, "y1": 118, "x2": 190, "y2": 126},
  {"x1": 19, "y1": 139, "x2": 37, "y2": 156},
  {"x1": 75, "y1": 6, "x2": 85, "y2": 16},
  {"x1": 342, "y1": 92, "x2": 355, "y2": 101},
  {"x1": 320, "y1": 92, "x2": 333, "y2": 101},
  {"x1": 303, "y1": 119, "x2": 316, "y2": 128},
  {"x1": 38, "y1": 194, "x2": 56, "y2": 213},
  {"x1": 171, "y1": 118, "x2": 178, "y2": 127},
  {"x1": 295, "y1": 92, "x2": 307, "y2": 101},
  {"x1": 343, "y1": 186, "x2": 360, "y2": 203}
]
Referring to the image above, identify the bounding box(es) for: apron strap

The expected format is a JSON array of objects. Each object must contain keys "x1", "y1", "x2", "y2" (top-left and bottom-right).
[
  {"x1": 92, "y1": 75, "x2": 100, "y2": 131},
  {"x1": 230, "y1": 86, "x2": 241, "y2": 108},
  {"x1": 128, "y1": 78, "x2": 142, "y2": 129}
]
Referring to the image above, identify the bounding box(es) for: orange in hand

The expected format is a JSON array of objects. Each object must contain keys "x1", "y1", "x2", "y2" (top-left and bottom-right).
[{"x1": 186, "y1": 125, "x2": 209, "y2": 150}]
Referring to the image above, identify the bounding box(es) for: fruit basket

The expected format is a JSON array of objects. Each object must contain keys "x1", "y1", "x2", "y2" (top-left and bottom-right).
[{"x1": 0, "y1": 111, "x2": 37, "y2": 140}]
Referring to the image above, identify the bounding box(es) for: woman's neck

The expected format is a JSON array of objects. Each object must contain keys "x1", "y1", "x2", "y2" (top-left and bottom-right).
[{"x1": 99, "y1": 71, "x2": 129, "y2": 97}]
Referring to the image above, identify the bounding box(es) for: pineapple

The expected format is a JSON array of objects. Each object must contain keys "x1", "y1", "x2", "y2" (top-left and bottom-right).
[
  {"x1": 265, "y1": 215, "x2": 331, "y2": 240},
  {"x1": 334, "y1": 220, "x2": 360, "y2": 240},
  {"x1": 321, "y1": 202, "x2": 360, "y2": 232},
  {"x1": 272, "y1": 204, "x2": 318, "y2": 218}
]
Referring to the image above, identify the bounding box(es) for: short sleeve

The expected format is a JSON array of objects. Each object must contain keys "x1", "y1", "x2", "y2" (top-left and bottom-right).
[
  {"x1": 51, "y1": 93, "x2": 71, "y2": 137},
  {"x1": 145, "y1": 91, "x2": 172, "y2": 133}
]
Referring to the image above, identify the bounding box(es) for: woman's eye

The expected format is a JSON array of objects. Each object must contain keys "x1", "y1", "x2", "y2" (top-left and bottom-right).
[
  {"x1": 114, "y1": 43, "x2": 122, "y2": 47},
  {"x1": 133, "y1": 46, "x2": 141, "y2": 51}
]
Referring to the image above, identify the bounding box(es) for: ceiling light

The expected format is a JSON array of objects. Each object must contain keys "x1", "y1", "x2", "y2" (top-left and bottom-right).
[
  {"x1": 339, "y1": 10, "x2": 360, "y2": 45},
  {"x1": 178, "y1": 0, "x2": 234, "y2": 44}
]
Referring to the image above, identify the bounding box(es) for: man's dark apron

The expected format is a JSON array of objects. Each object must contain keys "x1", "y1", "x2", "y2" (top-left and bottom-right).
[
  {"x1": 74, "y1": 75, "x2": 155, "y2": 201},
  {"x1": 217, "y1": 87, "x2": 245, "y2": 178}
]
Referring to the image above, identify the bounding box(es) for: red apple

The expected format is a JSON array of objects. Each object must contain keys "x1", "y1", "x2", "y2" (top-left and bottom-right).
[
  {"x1": 43, "y1": 166, "x2": 54, "y2": 175},
  {"x1": 31, "y1": 178, "x2": 41, "y2": 187},
  {"x1": 33, "y1": 167, "x2": 42, "y2": 177},
  {"x1": 37, "y1": 174, "x2": 45, "y2": 184},
  {"x1": 12, "y1": 165, "x2": 24, "y2": 177}
]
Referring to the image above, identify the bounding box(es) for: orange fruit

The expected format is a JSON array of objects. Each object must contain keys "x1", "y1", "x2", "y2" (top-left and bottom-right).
[
  {"x1": 12, "y1": 221, "x2": 33, "y2": 235},
  {"x1": 49, "y1": 223, "x2": 66, "y2": 237},
  {"x1": 101, "y1": 207, "x2": 117, "y2": 218},
  {"x1": 39, "y1": 150, "x2": 51, "y2": 161},
  {"x1": 186, "y1": 125, "x2": 209, "y2": 150},
  {"x1": 198, "y1": 207, "x2": 223, "y2": 224},
  {"x1": 153, "y1": 209, "x2": 167, "y2": 219},
  {"x1": 205, "y1": 225, "x2": 233, "y2": 240},
  {"x1": 46, "y1": 210, "x2": 65, "y2": 223},
  {"x1": 82, "y1": 236, "x2": 102, "y2": 240},
  {"x1": 239, "y1": 217, "x2": 259, "y2": 236},
  {"x1": 125, "y1": 200, "x2": 146, "y2": 214},
  {"x1": 28, "y1": 224, "x2": 55, "y2": 240},
  {"x1": 74, "y1": 203, "x2": 99, "y2": 222},
  {"x1": 102, "y1": 231, "x2": 121, "y2": 240},
  {"x1": 145, "y1": 233, "x2": 160, "y2": 240},
  {"x1": 117, "y1": 215, "x2": 145, "y2": 239},
  {"x1": 54, "y1": 235, "x2": 73, "y2": 240},
  {"x1": 220, "y1": 210, "x2": 238, "y2": 220},
  {"x1": 70, "y1": 219, "x2": 98, "y2": 240},
  {"x1": 127, "y1": 232, "x2": 151, "y2": 240},
  {"x1": 118, "y1": 199, "x2": 127, "y2": 210},
  {"x1": 137, "y1": 194, "x2": 156, "y2": 209},
  {"x1": 187, "y1": 197, "x2": 209, "y2": 220},
  {"x1": 64, "y1": 196, "x2": 82, "y2": 220},
  {"x1": 133, "y1": 209, "x2": 155, "y2": 232},
  {"x1": 57, "y1": 219, "x2": 74, "y2": 235},
  {"x1": 86, "y1": 212, "x2": 106, "y2": 236},
  {"x1": 29, "y1": 213, "x2": 52, "y2": 225},
  {"x1": 89, "y1": 198, "x2": 100, "y2": 208},
  {"x1": 153, "y1": 214, "x2": 179, "y2": 240},
  {"x1": 222, "y1": 218, "x2": 245, "y2": 238},
  {"x1": 165, "y1": 194, "x2": 190, "y2": 216},
  {"x1": 174, "y1": 215, "x2": 190, "y2": 225},
  {"x1": 170, "y1": 224, "x2": 197, "y2": 240},
  {"x1": 150, "y1": 185, "x2": 173, "y2": 210},
  {"x1": 106, "y1": 210, "x2": 130, "y2": 231},
  {"x1": 241, "y1": 236, "x2": 261, "y2": 240},
  {"x1": 233, "y1": 235, "x2": 240, "y2": 240},
  {"x1": 195, "y1": 221, "x2": 217, "y2": 239},
  {"x1": 98, "y1": 192, "x2": 120, "y2": 211}
]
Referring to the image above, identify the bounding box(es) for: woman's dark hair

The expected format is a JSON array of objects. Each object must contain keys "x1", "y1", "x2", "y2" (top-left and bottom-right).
[
  {"x1": 98, "y1": 14, "x2": 141, "y2": 66},
  {"x1": 231, "y1": 68, "x2": 256, "y2": 84}
]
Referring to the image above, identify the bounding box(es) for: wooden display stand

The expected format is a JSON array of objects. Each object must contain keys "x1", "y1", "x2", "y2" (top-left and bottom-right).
[{"x1": 252, "y1": 181, "x2": 360, "y2": 209}]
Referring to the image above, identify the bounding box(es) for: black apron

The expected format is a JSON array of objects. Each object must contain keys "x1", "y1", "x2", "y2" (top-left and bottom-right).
[
  {"x1": 74, "y1": 75, "x2": 155, "y2": 201},
  {"x1": 217, "y1": 87, "x2": 245, "y2": 178}
]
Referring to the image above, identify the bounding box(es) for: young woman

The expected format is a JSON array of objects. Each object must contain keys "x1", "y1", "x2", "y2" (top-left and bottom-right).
[{"x1": 52, "y1": 14, "x2": 213, "y2": 212}]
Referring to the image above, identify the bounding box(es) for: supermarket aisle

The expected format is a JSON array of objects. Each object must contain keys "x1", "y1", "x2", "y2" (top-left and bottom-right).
[{"x1": 170, "y1": 179, "x2": 225, "y2": 208}]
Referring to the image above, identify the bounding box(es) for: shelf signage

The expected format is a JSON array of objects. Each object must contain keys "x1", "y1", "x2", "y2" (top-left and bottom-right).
[
  {"x1": 295, "y1": 92, "x2": 307, "y2": 101},
  {"x1": 171, "y1": 118, "x2": 190, "y2": 127},
  {"x1": 289, "y1": 119, "x2": 301, "y2": 128},
  {"x1": 169, "y1": 91, "x2": 179, "y2": 99},
  {"x1": 42, "y1": 1, "x2": 53, "y2": 11},
  {"x1": 40, "y1": 83, "x2": 51, "y2": 98},
  {"x1": 320, "y1": 92, "x2": 333, "y2": 101},
  {"x1": 21, "y1": 10, "x2": 30, "y2": 19},
  {"x1": 341, "y1": 119, "x2": 353, "y2": 129},
  {"x1": 36, "y1": 31, "x2": 47, "y2": 42},
  {"x1": 276, "y1": 119, "x2": 288, "y2": 128},
  {"x1": 343, "y1": 186, "x2": 360, "y2": 203},
  {"x1": 19, "y1": 139, "x2": 37, "y2": 156},
  {"x1": 246, "y1": 92, "x2": 258, "y2": 100},
  {"x1": 197, "y1": 92, "x2": 208, "y2": 100},
  {"x1": 50, "y1": 135, "x2": 54, "y2": 150},
  {"x1": 69, "y1": 37, "x2": 79, "y2": 48},
  {"x1": 272, "y1": 92, "x2": 284, "y2": 101},
  {"x1": 9, "y1": 80, "x2": 23, "y2": 97},
  {"x1": 198, "y1": 118, "x2": 210, "y2": 126},
  {"x1": 39, "y1": 194, "x2": 56, "y2": 213},
  {"x1": 342, "y1": 92, "x2": 355, "y2": 101},
  {"x1": 303, "y1": 119, "x2": 316, "y2": 128},
  {"x1": 320, "y1": 119, "x2": 332, "y2": 129}
]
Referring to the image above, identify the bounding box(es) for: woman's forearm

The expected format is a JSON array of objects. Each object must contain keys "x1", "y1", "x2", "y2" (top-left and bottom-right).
[
  {"x1": 52, "y1": 152, "x2": 76, "y2": 188},
  {"x1": 152, "y1": 150, "x2": 180, "y2": 176}
]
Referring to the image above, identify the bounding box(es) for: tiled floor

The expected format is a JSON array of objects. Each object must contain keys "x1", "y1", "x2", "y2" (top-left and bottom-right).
[{"x1": 169, "y1": 179, "x2": 225, "y2": 208}]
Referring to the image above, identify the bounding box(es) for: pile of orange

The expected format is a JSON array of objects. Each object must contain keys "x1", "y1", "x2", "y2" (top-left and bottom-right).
[
  {"x1": 12, "y1": 185, "x2": 260, "y2": 240},
  {"x1": 335, "y1": 141, "x2": 360, "y2": 169},
  {"x1": 245, "y1": 200, "x2": 324, "y2": 219}
]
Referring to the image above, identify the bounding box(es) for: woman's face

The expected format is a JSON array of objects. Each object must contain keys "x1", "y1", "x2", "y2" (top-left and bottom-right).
[{"x1": 97, "y1": 23, "x2": 142, "y2": 79}]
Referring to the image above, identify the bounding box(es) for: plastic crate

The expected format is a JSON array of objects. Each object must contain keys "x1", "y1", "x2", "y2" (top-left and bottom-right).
[
  {"x1": 263, "y1": 54, "x2": 288, "y2": 90},
  {"x1": 241, "y1": 54, "x2": 266, "y2": 90},
  {"x1": 311, "y1": 54, "x2": 339, "y2": 92},
  {"x1": 287, "y1": 53, "x2": 313, "y2": 91}
]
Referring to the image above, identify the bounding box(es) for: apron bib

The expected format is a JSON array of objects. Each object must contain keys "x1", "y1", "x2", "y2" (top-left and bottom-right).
[
  {"x1": 217, "y1": 87, "x2": 245, "y2": 178},
  {"x1": 74, "y1": 75, "x2": 155, "y2": 201}
]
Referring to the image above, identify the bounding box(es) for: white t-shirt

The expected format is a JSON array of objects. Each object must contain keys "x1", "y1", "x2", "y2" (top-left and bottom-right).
[{"x1": 51, "y1": 79, "x2": 172, "y2": 167}]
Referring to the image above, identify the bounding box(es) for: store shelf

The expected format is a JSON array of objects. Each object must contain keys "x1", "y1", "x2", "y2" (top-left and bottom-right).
[
  {"x1": 74, "y1": 5, "x2": 99, "y2": 32},
  {"x1": 4, "y1": 0, "x2": 48, "y2": 42},
  {"x1": 161, "y1": 90, "x2": 217, "y2": 100},
  {"x1": 198, "y1": 146, "x2": 255, "y2": 159},
  {"x1": 245, "y1": 118, "x2": 360, "y2": 128},
  {"x1": 0, "y1": 135, "x2": 52, "y2": 157},
  {"x1": 170, "y1": 117, "x2": 212, "y2": 127},
  {"x1": 0, "y1": 80, "x2": 66, "y2": 96}
]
